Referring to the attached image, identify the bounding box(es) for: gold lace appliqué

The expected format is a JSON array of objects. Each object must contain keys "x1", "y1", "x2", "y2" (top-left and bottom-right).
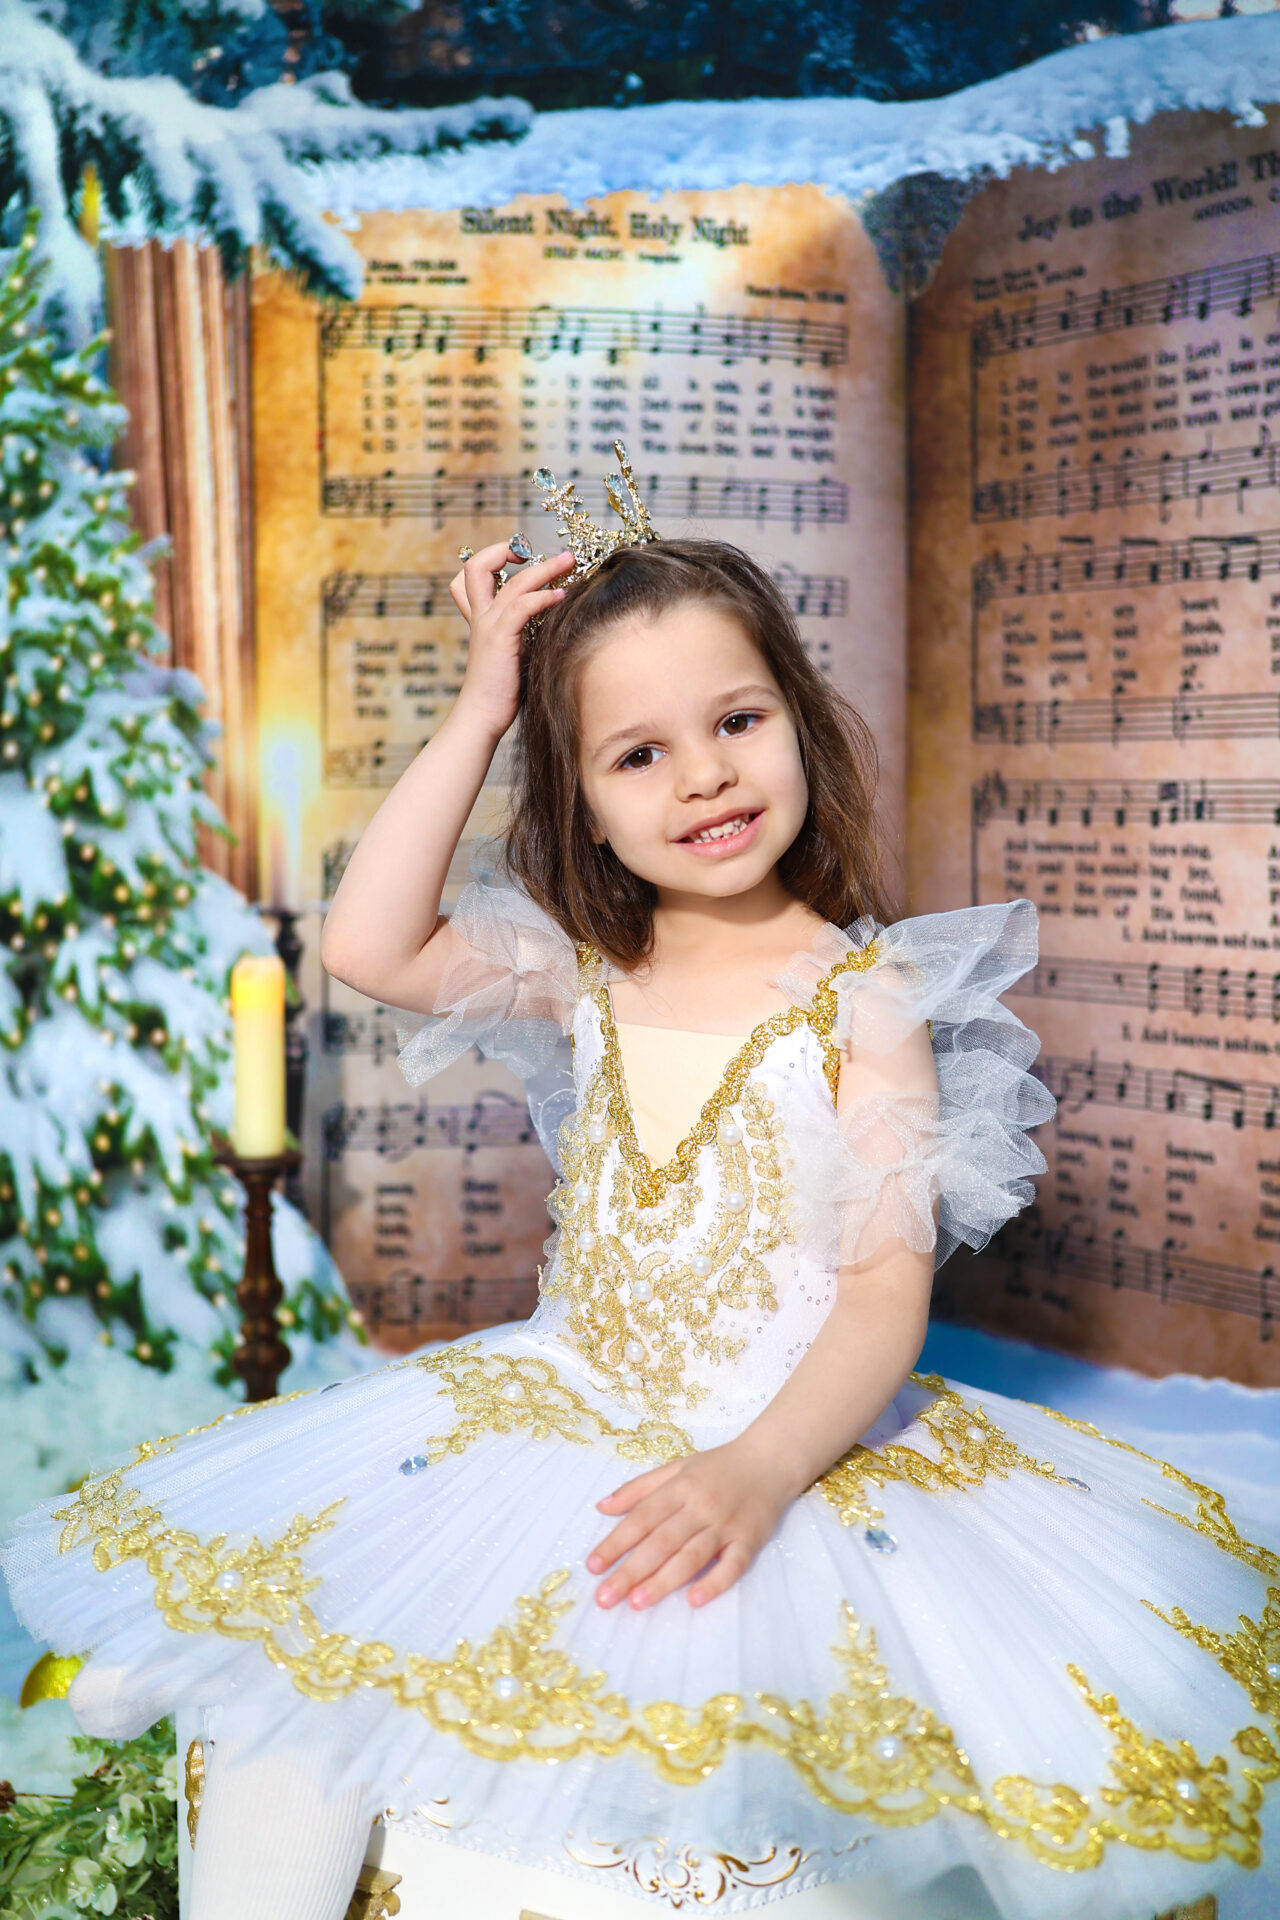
[
  {"x1": 1145, "y1": 1583, "x2": 1280, "y2": 1727},
  {"x1": 815, "y1": 1373, "x2": 1068, "y2": 1532},
  {"x1": 128, "y1": 1384, "x2": 320, "y2": 1466},
  {"x1": 1059, "y1": 1664, "x2": 1278, "y2": 1866},
  {"x1": 582, "y1": 939, "x2": 880, "y2": 1208},
  {"x1": 408, "y1": 1342, "x2": 694, "y2": 1465},
  {"x1": 54, "y1": 1468, "x2": 1280, "y2": 1871},
  {"x1": 53, "y1": 1469, "x2": 344, "y2": 1631},
  {"x1": 544, "y1": 1060, "x2": 790, "y2": 1411},
  {"x1": 1034, "y1": 1402, "x2": 1280, "y2": 1583}
]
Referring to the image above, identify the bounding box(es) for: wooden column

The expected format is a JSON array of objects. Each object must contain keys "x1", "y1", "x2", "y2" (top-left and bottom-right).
[{"x1": 102, "y1": 241, "x2": 260, "y2": 903}]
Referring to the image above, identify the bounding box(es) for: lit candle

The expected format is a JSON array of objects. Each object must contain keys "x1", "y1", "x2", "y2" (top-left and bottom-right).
[{"x1": 231, "y1": 954, "x2": 286, "y2": 1158}]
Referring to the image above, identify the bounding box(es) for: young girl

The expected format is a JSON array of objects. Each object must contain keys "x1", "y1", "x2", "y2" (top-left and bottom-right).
[{"x1": 3, "y1": 488, "x2": 1278, "y2": 1920}]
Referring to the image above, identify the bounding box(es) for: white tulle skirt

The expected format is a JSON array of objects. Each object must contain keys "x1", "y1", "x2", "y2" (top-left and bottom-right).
[{"x1": 3, "y1": 1319, "x2": 1279, "y2": 1920}]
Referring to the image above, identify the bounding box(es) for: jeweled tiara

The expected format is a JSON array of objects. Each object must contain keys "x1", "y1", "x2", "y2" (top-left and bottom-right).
[{"x1": 459, "y1": 438, "x2": 660, "y2": 621}]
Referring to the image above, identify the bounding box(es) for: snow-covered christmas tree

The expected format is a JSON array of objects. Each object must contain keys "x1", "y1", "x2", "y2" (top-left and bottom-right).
[
  {"x1": 0, "y1": 205, "x2": 365, "y2": 1386},
  {"x1": 0, "y1": 205, "x2": 381, "y2": 1770}
]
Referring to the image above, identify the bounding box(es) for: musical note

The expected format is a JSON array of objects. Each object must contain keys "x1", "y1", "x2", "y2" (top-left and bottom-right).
[
  {"x1": 325, "y1": 739, "x2": 513, "y2": 789},
  {"x1": 322, "y1": 566, "x2": 846, "y2": 626},
  {"x1": 972, "y1": 771, "x2": 1280, "y2": 827},
  {"x1": 973, "y1": 689, "x2": 1280, "y2": 747},
  {"x1": 321, "y1": 571, "x2": 458, "y2": 624},
  {"x1": 973, "y1": 437, "x2": 1280, "y2": 524},
  {"x1": 1019, "y1": 953, "x2": 1280, "y2": 1024},
  {"x1": 971, "y1": 523, "x2": 1280, "y2": 601},
  {"x1": 976, "y1": 1216, "x2": 1274, "y2": 1336},
  {"x1": 321, "y1": 1091, "x2": 536, "y2": 1163},
  {"x1": 342, "y1": 1272, "x2": 538, "y2": 1341},
  {"x1": 971, "y1": 246, "x2": 1280, "y2": 363},
  {"x1": 318, "y1": 303, "x2": 847, "y2": 370},
  {"x1": 322, "y1": 471, "x2": 848, "y2": 529}
]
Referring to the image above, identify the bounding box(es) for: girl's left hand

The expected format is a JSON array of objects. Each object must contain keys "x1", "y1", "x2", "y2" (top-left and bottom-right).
[{"x1": 585, "y1": 1442, "x2": 795, "y2": 1610}]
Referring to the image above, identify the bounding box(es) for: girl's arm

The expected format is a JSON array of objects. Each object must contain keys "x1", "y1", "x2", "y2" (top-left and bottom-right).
[
  {"x1": 587, "y1": 1012, "x2": 940, "y2": 1612},
  {"x1": 319, "y1": 542, "x2": 573, "y2": 1013}
]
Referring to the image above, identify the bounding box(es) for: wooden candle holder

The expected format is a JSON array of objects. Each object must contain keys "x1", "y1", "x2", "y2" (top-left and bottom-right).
[{"x1": 214, "y1": 1140, "x2": 302, "y2": 1402}]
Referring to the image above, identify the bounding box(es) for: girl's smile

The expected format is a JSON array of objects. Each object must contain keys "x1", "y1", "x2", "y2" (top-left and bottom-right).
[{"x1": 675, "y1": 807, "x2": 764, "y2": 856}]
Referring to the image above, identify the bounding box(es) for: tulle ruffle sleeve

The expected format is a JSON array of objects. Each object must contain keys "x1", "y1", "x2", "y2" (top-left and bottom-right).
[
  {"x1": 390, "y1": 842, "x2": 582, "y2": 1169},
  {"x1": 771, "y1": 897, "x2": 1056, "y2": 1271}
]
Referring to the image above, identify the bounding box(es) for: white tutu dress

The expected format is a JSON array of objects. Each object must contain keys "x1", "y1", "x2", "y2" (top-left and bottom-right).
[{"x1": 4, "y1": 872, "x2": 1279, "y2": 1920}]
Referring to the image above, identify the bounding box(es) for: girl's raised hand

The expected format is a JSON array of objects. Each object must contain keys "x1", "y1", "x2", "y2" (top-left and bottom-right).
[
  {"x1": 450, "y1": 541, "x2": 576, "y2": 740},
  {"x1": 585, "y1": 1441, "x2": 797, "y2": 1611}
]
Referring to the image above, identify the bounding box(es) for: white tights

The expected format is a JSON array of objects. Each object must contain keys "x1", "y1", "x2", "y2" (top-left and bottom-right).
[{"x1": 189, "y1": 1717, "x2": 372, "y2": 1920}]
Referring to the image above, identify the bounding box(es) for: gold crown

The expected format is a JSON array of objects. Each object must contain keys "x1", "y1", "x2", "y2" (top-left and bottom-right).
[
  {"x1": 531, "y1": 437, "x2": 659, "y2": 587},
  {"x1": 459, "y1": 439, "x2": 660, "y2": 624}
]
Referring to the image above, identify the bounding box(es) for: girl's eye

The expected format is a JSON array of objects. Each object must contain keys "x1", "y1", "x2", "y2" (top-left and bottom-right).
[{"x1": 615, "y1": 714, "x2": 760, "y2": 771}]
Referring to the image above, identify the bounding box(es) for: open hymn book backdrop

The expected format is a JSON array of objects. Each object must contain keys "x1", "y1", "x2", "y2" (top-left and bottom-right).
[
  {"x1": 248, "y1": 186, "x2": 906, "y2": 1352},
  {"x1": 126, "y1": 105, "x2": 1280, "y2": 1384}
]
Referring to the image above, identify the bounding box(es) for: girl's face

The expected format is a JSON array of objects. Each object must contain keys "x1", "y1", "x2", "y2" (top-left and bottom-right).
[{"x1": 575, "y1": 602, "x2": 810, "y2": 904}]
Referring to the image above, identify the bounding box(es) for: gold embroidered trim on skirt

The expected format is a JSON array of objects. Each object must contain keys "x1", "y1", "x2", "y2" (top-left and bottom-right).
[
  {"x1": 344, "y1": 1864, "x2": 404, "y2": 1920},
  {"x1": 409, "y1": 1342, "x2": 695, "y2": 1464},
  {"x1": 1034, "y1": 1402, "x2": 1280, "y2": 1581},
  {"x1": 127, "y1": 1383, "x2": 320, "y2": 1466},
  {"x1": 51, "y1": 1470, "x2": 1280, "y2": 1871},
  {"x1": 1144, "y1": 1584, "x2": 1280, "y2": 1728},
  {"x1": 815, "y1": 1374, "x2": 1070, "y2": 1531}
]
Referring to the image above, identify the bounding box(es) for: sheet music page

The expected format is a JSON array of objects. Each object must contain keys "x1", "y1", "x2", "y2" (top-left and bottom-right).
[
  {"x1": 251, "y1": 187, "x2": 904, "y2": 1350},
  {"x1": 910, "y1": 109, "x2": 1280, "y2": 1383}
]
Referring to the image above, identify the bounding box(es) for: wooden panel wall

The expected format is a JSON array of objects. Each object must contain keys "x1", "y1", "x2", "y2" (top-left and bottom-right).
[{"x1": 103, "y1": 242, "x2": 260, "y2": 903}]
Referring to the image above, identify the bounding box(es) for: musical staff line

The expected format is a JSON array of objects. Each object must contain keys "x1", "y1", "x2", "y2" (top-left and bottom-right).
[
  {"x1": 321, "y1": 471, "x2": 848, "y2": 529},
  {"x1": 1038, "y1": 1049, "x2": 1278, "y2": 1130},
  {"x1": 322, "y1": 1092, "x2": 535, "y2": 1163},
  {"x1": 973, "y1": 770, "x2": 1280, "y2": 827},
  {"x1": 322, "y1": 1008, "x2": 406, "y2": 1063},
  {"x1": 973, "y1": 526, "x2": 1280, "y2": 602},
  {"x1": 973, "y1": 436, "x2": 1280, "y2": 524},
  {"x1": 319, "y1": 304, "x2": 847, "y2": 369},
  {"x1": 323, "y1": 573, "x2": 457, "y2": 624},
  {"x1": 974, "y1": 690, "x2": 1280, "y2": 747},
  {"x1": 971, "y1": 248, "x2": 1280, "y2": 362},
  {"x1": 1022, "y1": 953, "x2": 1280, "y2": 1023},
  {"x1": 325, "y1": 745, "x2": 418, "y2": 787},
  {"x1": 321, "y1": 565, "x2": 848, "y2": 624},
  {"x1": 973, "y1": 1218, "x2": 1274, "y2": 1335},
  {"x1": 325, "y1": 738, "x2": 518, "y2": 789}
]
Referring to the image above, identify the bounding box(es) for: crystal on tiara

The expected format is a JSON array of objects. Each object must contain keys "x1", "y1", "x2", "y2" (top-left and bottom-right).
[
  {"x1": 463, "y1": 440, "x2": 660, "y2": 632},
  {"x1": 529, "y1": 438, "x2": 659, "y2": 594}
]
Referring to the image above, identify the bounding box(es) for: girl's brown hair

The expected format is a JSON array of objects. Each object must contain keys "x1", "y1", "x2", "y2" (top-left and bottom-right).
[{"x1": 498, "y1": 537, "x2": 898, "y2": 968}]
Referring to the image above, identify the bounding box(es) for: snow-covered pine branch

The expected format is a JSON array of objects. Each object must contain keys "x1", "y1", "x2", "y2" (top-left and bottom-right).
[{"x1": 0, "y1": 0, "x2": 533, "y2": 341}]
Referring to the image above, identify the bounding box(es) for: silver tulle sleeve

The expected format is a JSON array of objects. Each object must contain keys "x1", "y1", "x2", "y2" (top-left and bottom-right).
[
  {"x1": 770, "y1": 897, "x2": 1057, "y2": 1271},
  {"x1": 390, "y1": 844, "x2": 582, "y2": 1170}
]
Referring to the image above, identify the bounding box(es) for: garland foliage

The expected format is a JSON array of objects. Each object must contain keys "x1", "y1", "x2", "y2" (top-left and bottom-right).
[{"x1": 0, "y1": 1717, "x2": 178, "y2": 1917}]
